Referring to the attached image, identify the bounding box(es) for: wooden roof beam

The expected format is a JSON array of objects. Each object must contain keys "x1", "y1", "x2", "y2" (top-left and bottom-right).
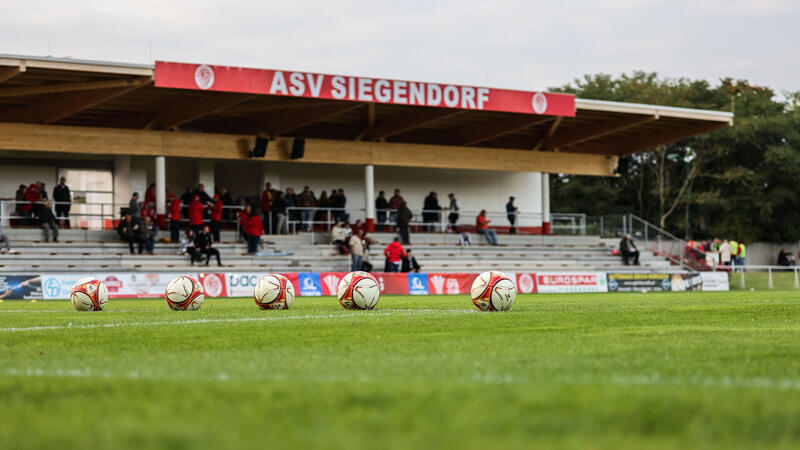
[
  {"x1": 147, "y1": 93, "x2": 257, "y2": 130},
  {"x1": 571, "y1": 121, "x2": 728, "y2": 156},
  {"x1": 459, "y1": 115, "x2": 551, "y2": 146},
  {"x1": 366, "y1": 108, "x2": 461, "y2": 141},
  {"x1": 0, "y1": 63, "x2": 26, "y2": 84},
  {"x1": 539, "y1": 114, "x2": 657, "y2": 151},
  {"x1": 532, "y1": 117, "x2": 564, "y2": 151},
  {"x1": 0, "y1": 78, "x2": 152, "y2": 124},
  {"x1": 262, "y1": 102, "x2": 364, "y2": 135},
  {"x1": 0, "y1": 77, "x2": 152, "y2": 97}
]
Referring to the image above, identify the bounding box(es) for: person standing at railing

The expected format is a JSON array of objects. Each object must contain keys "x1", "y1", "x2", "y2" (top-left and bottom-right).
[
  {"x1": 22, "y1": 183, "x2": 39, "y2": 226},
  {"x1": 336, "y1": 188, "x2": 347, "y2": 222},
  {"x1": 169, "y1": 193, "x2": 182, "y2": 242},
  {"x1": 396, "y1": 201, "x2": 413, "y2": 245},
  {"x1": 422, "y1": 192, "x2": 440, "y2": 232},
  {"x1": 475, "y1": 210, "x2": 498, "y2": 245},
  {"x1": 375, "y1": 191, "x2": 389, "y2": 231},
  {"x1": 13, "y1": 184, "x2": 25, "y2": 227},
  {"x1": 273, "y1": 192, "x2": 287, "y2": 235},
  {"x1": 388, "y1": 189, "x2": 404, "y2": 229},
  {"x1": 128, "y1": 192, "x2": 141, "y2": 217},
  {"x1": 261, "y1": 182, "x2": 272, "y2": 234},
  {"x1": 447, "y1": 193, "x2": 460, "y2": 233},
  {"x1": 38, "y1": 182, "x2": 48, "y2": 201},
  {"x1": 188, "y1": 195, "x2": 205, "y2": 235},
  {"x1": 316, "y1": 190, "x2": 330, "y2": 229},
  {"x1": 210, "y1": 194, "x2": 223, "y2": 242},
  {"x1": 737, "y1": 242, "x2": 747, "y2": 267},
  {"x1": 729, "y1": 239, "x2": 739, "y2": 266},
  {"x1": 244, "y1": 210, "x2": 263, "y2": 255},
  {"x1": 53, "y1": 177, "x2": 71, "y2": 228},
  {"x1": 719, "y1": 239, "x2": 732, "y2": 266},
  {"x1": 36, "y1": 201, "x2": 59, "y2": 243},
  {"x1": 145, "y1": 183, "x2": 156, "y2": 205},
  {"x1": 297, "y1": 186, "x2": 315, "y2": 231},
  {"x1": 506, "y1": 197, "x2": 518, "y2": 234},
  {"x1": 238, "y1": 204, "x2": 251, "y2": 242}
]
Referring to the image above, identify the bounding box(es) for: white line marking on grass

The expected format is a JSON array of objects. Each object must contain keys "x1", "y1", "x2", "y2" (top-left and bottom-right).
[{"x1": 0, "y1": 309, "x2": 474, "y2": 333}]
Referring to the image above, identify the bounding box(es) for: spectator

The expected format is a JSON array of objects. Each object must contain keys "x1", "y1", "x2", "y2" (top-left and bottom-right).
[
  {"x1": 22, "y1": 183, "x2": 39, "y2": 225},
  {"x1": 13, "y1": 184, "x2": 26, "y2": 227},
  {"x1": 737, "y1": 241, "x2": 747, "y2": 267},
  {"x1": 143, "y1": 215, "x2": 158, "y2": 254},
  {"x1": 331, "y1": 220, "x2": 348, "y2": 254},
  {"x1": 210, "y1": 194, "x2": 223, "y2": 242},
  {"x1": 38, "y1": 182, "x2": 48, "y2": 201},
  {"x1": 719, "y1": 239, "x2": 732, "y2": 266},
  {"x1": 220, "y1": 187, "x2": 234, "y2": 222},
  {"x1": 730, "y1": 239, "x2": 739, "y2": 266},
  {"x1": 238, "y1": 204, "x2": 252, "y2": 242},
  {"x1": 447, "y1": 193, "x2": 460, "y2": 233},
  {"x1": 0, "y1": 221, "x2": 12, "y2": 253},
  {"x1": 169, "y1": 193, "x2": 182, "y2": 242},
  {"x1": 273, "y1": 191, "x2": 287, "y2": 234},
  {"x1": 297, "y1": 185, "x2": 315, "y2": 231},
  {"x1": 329, "y1": 189, "x2": 340, "y2": 214},
  {"x1": 36, "y1": 201, "x2": 59, "y2": 242},
  {"x1": 188, "y1": 195, "x2": 204, "y2": 234},
  {"x1": 117, "y1": 213, "x2": 143, "y2": 254},
  {"x1": 349, "y1": 229, "x2": 365, "y2": 271},
  {"x1": 475, "y1": 210, "x2": 498, "y2": 245},
  {"x1": 140, "y1": 202, "x2": 155, "y2": 223},
  {"x1": 261, "y1": 182, "x2": 272, "y2": 234},
  {"x1": 196, "y1": 225, "x2": 222, "y2": 266},
  {"x1": 181, "y1": 229, "x2": 201, "y2": 264},
  {"x1": 396, "y1": 201, "x2": 413, "y2": 245},
  {"x1": 180, "y1": 186, "x2": 194, "y2": 205},
  {"x1": 375, "y1": 191, "x2": 389, "y2": 231},
  {"x1": 422, "y1": 191, "x2": 441, "y2": 232},
  {"x1": 337, "y1": 189, "x2": 347, "y2": 220},
  {"x1": 196, "y1": 183, "x2": 212, "y2": 205},
  {"x1": 777, "y1": 249, "x2": 795, "y2": 267},
  {"x1": 128, "y1": 192, "x2": 141, "y2": 217},
  {"x1": 384, "y1": 237, "x2": 406, "y2": 272},
  {"x1": 460, "y1": 231, "x2": 472, "y2": 247},
  {"x1": 244, "y1": 209, "x2": 263, "y2": 254},
  {"x1": 618, "y1": 234, "x2": 640, "y2": 265},
  {"x1": 145, "y1": 183, "x2": 156, "y2": 205},
  {"x1": 285, "y1": 187, "x2": 297, "y2": 230},
  {"x1": 316, "y1": 190, "x2": 330, "y2": 228},
  {"x1": 52, "y1": 177, "x2": 71, "y2": 228},
  {"x1": 389, "y1": 189, "x2": 404, "y2": 210},
  {"x1": 402, "y1": 249, "x2": 421, "y2": 273},
  {"x1": 506, "y1": 196, "x2": 518, "y2": 234}
]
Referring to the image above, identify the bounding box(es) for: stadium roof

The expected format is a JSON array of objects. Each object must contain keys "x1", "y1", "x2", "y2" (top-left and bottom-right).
[{"x1": 0, "y1": 54, "x2": 733, "y2": 175}]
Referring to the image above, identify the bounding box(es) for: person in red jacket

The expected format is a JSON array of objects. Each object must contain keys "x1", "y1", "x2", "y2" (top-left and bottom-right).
[
  {"x1": 210, "y1": 194, "x2": 223, "y2": 242},
  {"x1": 188, "y1": 195, "x2": 204, "y2": 234},
  {"x1": 144, "y1": 183, "x2": 156, "y2": 205},
  {"x1": 238, "y1": 204, "x2": 251, "y2": 242},
  {"x1": 244, "y1": 210, "x2": 263, "y2": 254},
  {"x1": 169, "y1": 193, "x2": 182, "y2": 242},
  {"x1": 383, "y1": 237, "x2": 407, "y2": 272},
  {"x1": 22, "y1": 183, "x2": 39, "y2": 225},
  {"x1": 261, "y1": 182, "x2": 272, "y2": 234},
  {"x1": 475, "y1": 209, "x2": 498, "y2": 245}
]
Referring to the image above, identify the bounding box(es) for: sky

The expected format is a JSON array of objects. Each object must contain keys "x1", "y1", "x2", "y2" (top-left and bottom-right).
[{"x1": 2, "y1": 0, "x2": 799, "y2": 95}]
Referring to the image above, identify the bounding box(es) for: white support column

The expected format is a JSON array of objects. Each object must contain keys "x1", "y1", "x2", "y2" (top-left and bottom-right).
[
  {"x1": 541, "y1": 172, "x2": 551, "y2": 235},
  {"x1": 365, "y1": 164, "x2": 375, "y2": 231},
  {"x1": 196, "y1": 160, "x2": 215, "y2": 196},
  {"x1": 155, "y1": 156, "x2": 166, "y2": 219}
]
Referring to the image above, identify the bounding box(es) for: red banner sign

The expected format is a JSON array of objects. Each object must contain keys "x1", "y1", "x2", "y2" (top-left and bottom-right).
[{"x1": 155, "y1": 61, "x2": 575, "y2": 117}]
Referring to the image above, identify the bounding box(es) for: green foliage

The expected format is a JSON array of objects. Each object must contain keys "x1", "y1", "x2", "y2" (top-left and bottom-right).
[
  {"x1": 550, "y1": 73, "x2": 800, "y2": 242},
  {"x1": 2, "y1": 295, "x2": 800, "y2": 449}
]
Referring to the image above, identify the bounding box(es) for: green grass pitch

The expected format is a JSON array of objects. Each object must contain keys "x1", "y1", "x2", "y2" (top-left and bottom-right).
[{"x1": 1, "y1": 291, "x2": 800, "y2": 449}]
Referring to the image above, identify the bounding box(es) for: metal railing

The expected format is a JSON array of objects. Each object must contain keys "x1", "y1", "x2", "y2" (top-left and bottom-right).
[
  {"x1": 590, "y1": 214, "x2": 690, "y2": 270},
  {"x1": 731, "y1": 265, "x2": 800, "y2": 290}
]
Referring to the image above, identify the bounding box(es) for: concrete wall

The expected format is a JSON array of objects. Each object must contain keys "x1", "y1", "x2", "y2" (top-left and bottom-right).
[
  {"x1": 0, "y1": 165, "x2": 57, "y2": 198},
  {"x1": 745, "y1": 242, "x2": 800, "y2": 266}
]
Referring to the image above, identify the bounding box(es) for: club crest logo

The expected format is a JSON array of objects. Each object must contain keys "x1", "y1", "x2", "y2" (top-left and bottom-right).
[
  {"x1": 531, "y1": 92, "x2": 547, "y2": 114},
  {"x1": 194, "y1": 64, "x2": 215, "y2": 90},
  {"x1": 518, "y1": 273, "x2": 534, "y2": 293},
  {"x1": 200, "y1": 273, "x2": 223, "y2": 297}
]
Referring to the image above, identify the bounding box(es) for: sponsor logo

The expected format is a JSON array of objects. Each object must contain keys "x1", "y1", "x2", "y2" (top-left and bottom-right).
[
  {"x1": 445, "y1": 278, "x2": 460, "y2": 294},
  {"x1": 377, "y1": 276, "x2": 385, "y2": 293},
  {"x1": 518, "y1": 274, "x2": 535, "y2": 293},
  {"x1": 228, "y1": 273, "x2": 259, "y2": 288},
  {"x1": 538, "y1": 274, "x2": 597, "y2": 286},
  {"x1": 408, "y1": 273, "x2": 429, "y2": 295},
  {"x1": 43, "y1": 278, "x2": 62, "y2": 298},
  {"x1": 201, "y1": 273, "x2": 224, "y2": 297},
  {"x1": 194, "y1": 64, "x2": 215, "y2": 90},
  {"x1": 298, "y1": 273, "x2": 322, "y2": 296},
  {"x1": 532, "y1": 92, "x2": 547, "y2": 114},
  {"x1": 430, "y1": 275, "x2": 445, "y2": 294},
  {"x1": 103, "y1": 276, "x2": 123, "y2": 292},
  {"x1": 322, "y1": 274, "x2": 341, "y2": 294}
]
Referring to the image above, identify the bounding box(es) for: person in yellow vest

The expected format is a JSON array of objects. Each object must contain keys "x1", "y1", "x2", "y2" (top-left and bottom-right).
[
  {"x1": 738, "y1": 241, "x2": 746, "y2": 267},
  {"x1": 730, "y1": 239, "x2": 738, "y2": 265}
]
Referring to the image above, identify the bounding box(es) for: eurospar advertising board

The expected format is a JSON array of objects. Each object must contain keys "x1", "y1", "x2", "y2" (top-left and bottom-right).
[
  {"x1": 6, "y1": 271, "x2": 728, "y2": 300},
  {"x1": 155, "y1": 62, "x2": 576, "y2": 117}
]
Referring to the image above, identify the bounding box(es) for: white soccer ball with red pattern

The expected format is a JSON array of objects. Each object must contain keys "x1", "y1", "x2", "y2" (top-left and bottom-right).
[
  {"x1": 70, "y1": 277, "x2": 109, "y2": 311},
  {"x1": 165, "y1": 275, "x2": 205, "y2": 311},
  {"x1": 470, "y1": 271, "x2": 516, "y2": 312},
  {"x1": 337, "y1": 271, "x2": 380, "y2": 310},
  {"x1": 254, "y1": 273, "x2": 295, "y2": 310}
]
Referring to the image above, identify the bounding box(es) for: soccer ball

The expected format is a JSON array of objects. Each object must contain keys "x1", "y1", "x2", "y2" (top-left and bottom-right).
[
  {"x1": 165, "y1": 275, "x2": 205, "y2": 311},
  {"x1": 254, "y1": 273, "x2": 295, "y2": 310},
  {"x1": 337, "y1": 271, "x2": 380, "y2": 310},
  {"x1": 470, "y1": 271, "x2": 516, "y2": 312},
  {"x1": 70, "y1": 277, "x2": 108, "y2": 311}
]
